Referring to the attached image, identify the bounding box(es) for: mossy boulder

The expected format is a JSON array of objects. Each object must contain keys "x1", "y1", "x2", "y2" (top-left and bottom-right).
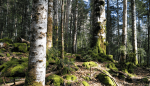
[
  {"x1": 82, "y1": 81, "x2": 89, "y2": 86},
  {"x1": 82, "y1": 61, "x2": 97, "y2": 69},
  {"x1": 12, "y1": 43, "x2": 27, "y2": 53},
  {"x1": 97, "y1": 70, "x2": 116, "y2": 86},
  {"x1": 82, "y1": 76, "x2": 91, "y2": 81},
  {"x1": 107, "y1": 63, "x2": 118, "y2": 71},
  {"x1": 46, "y1": 74, "x2": 64, "y2": 86},
  {"x1": 65, "y1": 75, "x2": 77, "y2": 81},
  {"x1": 61, "y1": 67, "x2": 73, "y2": 75}
]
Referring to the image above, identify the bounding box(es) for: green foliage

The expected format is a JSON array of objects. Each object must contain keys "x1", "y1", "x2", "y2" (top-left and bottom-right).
[
  {"x1": 6, "y1": 53, "x2": 10, "y2": 57},
  {"x1": 138, "y1": 48, "x2": 146, "y2": 63},
  {"x1": 82, "y1": 61, "x2": 97, "y2": 69},
  {"x1": 46, "y1": 74, "x2": 64, "y2": 86},
  {"x1": 82, "y1": 81, "x2": 89, "y2": 86},
  {"x1": 97, "y1": 70, "x2": 116, "y2": 86},
  {"x1": 127, "y1": 53, "x2": 138, "y2": 65},
  {"x1": 13, "y1": 43, "x2": 27, "y2": 53}
]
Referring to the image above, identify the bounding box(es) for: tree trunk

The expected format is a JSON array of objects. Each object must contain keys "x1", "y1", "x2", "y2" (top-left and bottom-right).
[
  {"x1": 131, "y1": 0, "x2": 138, "y2": 65},
  {"x1": 121, "y1": 0, "x2": 127, "y2": 64},
  {"x1": 106, "y1": 0, "x2": 110, "y2": 55},
  {"x1": 65, "y1": 0, "x2": 71, "y2": 52},
  {"x1": 47, "y1": 0, "x2": 53, "y2": 49},
  {"x1": 53, "y1": 0, "x2": 58, "y2": 47},
  {"x1": 117, "y1": 0, "x2": 120, "y2": 61},
  {"x1": 25, "y1": 0, "x2": 48, "y2": 86},
  {"x1": 92, "y1": 0, "x2": 106, "y2": 55},
  {"x1": 73, "y1": 0, "x2": 78, "y2": 53},
  {"x1": 147, "y1": 0, "x2": 150, "y2": 66},
  {"x1": 61, "y1": 0, "x2": 64, "y2": 59}
]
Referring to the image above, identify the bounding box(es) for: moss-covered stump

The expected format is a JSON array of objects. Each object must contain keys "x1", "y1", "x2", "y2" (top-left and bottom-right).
[
  {"x1": 82, "y1": 61, "x2": 97, "y2": 69},
  {"x1": 82, "y1": 81, "x2": 89, "y2": 86},
  {"x1": 12, "y1": 43, "x2": 27, "y2": 53},
  {"x1": 46, "y1": 74, "x2": 64, "y2": 86},
  {"x1": 107, "y1": 63, "x2": 118, "y2": 71},
  {"x1": 97, "y1": 70, "x2": 116, "y2": 86}
]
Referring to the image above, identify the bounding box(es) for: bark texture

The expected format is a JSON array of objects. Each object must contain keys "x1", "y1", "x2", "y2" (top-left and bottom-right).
[
  {"x1": 92, "y1": 0, "x2": 106, "y2": 55},
  {"x1": 131, "y1": 0, "x2": 138, "y2": 65},
  {"x1": 47, "y1": 0, "x2": 53, "y2": 49},
  {"x1": 121, "y1": 0, "x2": 127, "y2": 63},
  {"x1": 25, "y1": 0, "x2": 48, "y2": 86},
  {"x1": 61, "y1": 0, "x2": 64, "y2": 58}
]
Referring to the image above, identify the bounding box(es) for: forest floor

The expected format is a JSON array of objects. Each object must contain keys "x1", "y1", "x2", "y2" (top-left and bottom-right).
[{"x1": 0, "y1": 52, "x2": 150, "y2": 86}]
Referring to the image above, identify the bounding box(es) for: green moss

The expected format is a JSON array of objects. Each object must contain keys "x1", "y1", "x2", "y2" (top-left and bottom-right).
[
  {"x1": 97, "y1": 70, "x2": 116, "y2": 86},
  {"x1": 107, "y1": 63, "x2": 118, "y2": 71},
  {"x1": 13, "y1": 43, "x2": 27, "y2": 53},
  {"x1": 82, "y1": 81, "x2": 89, "y2": 86},
  {"x1": 127, "y1": 53, "x2": 138, "y2": 65},
  {"x1": 46, "y1": 74, "x2": 64, "y2": 86},
  {"x1": 82, "y1": 61, "x2": 97, "y2": 69},
  {"x1": 6, "y1": 53, "x2": 10, "y2": 57},
  {"x1": 65, "y1": 75, "x2": 77, "y2": 81},
  {"x1": 82, "y1": 76, "x2": 91, "y2": 81}
]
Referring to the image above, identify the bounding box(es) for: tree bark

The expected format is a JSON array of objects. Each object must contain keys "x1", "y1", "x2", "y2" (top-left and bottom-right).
[
  {"x1": 47, "y1": 0, "x2": 53, "y2": 49},
  {"x1": 131, "y1": 0, "x2": 138, "y2": 65},
  {"x1": 61, "y1": 0, "x2": 64, "y2": 59},
  {"x1": 25, "y1": 0, "x2": 48, "y2": 86},
  {"x1": 121, "y1": 0, "x2": 127, "y2": 64}
]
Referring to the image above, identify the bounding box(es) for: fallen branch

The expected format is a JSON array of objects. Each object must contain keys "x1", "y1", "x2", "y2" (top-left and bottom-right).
[{"x1": 17, "y1": 37, "x2": 30, "y2": 44}]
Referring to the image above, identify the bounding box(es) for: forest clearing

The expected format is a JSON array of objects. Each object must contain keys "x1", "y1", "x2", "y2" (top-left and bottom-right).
[{"x1": 0, "y1": 0, "x2": 150, "y2": 86}]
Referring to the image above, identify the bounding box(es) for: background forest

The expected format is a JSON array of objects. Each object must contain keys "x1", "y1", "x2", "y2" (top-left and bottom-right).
[{"x1": 0, "y1": 0, "x2": 150, "y2": 86}]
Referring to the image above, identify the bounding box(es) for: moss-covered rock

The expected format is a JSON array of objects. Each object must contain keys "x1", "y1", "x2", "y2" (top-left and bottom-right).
[
  {"x1": 82, "y1": 61, "x2": 97, "y2": 69},
  {"x1": 65, "y1": 75, "x2": 77, "y2": 81},
  {"x1": 97, "y1": 70, "x2": 116, "y2": 86},
  {"x1": 142, "y1": 77, "x2": 149, "y2": 83},
  {"x1": 12, "y1": 43, "x2": 27, "y2": 53},
  {"x1": 61, "y1": 67, "x2": 73, "y2": 75},
  {"x1": 107, "y1": 63, "x2": 118, "y2": 71},
  {"x1": 46, "y1": 74, "x2": 64, "y2": 86},
  {"x1": 82, "y1": 81, "x2": 89, "y2": 86}
]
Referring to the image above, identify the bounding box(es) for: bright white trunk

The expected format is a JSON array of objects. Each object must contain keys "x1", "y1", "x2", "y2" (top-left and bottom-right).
[{"x1": 27, "y1": 0, "x2": 48, "y2": 86}]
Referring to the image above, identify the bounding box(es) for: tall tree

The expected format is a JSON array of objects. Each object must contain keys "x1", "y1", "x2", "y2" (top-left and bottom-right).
[
  {"x1": 121, "y1": 0, "x2": 127, "y2": 63},
  {"x1": 72, "y1": 0, "x2": 78, "y2": 53},
  {"x1": 131, "y1": 0, "x2": 138, "y2": 65},
  {"x1": 148, "y1": 0, "x2": 150, "y2": 66},
  {"x1": 61, "y1": 0, "x2": 64, "y2": 58},
  {"x1": 92, "y1": 0, "x2": 106, "y2": 54},
  {"x1": 25, "y1": 0, "x2": 48, "y2": 86},
  {"x1": 47, "y1": 0, "x2": 53, "y2": 49}
]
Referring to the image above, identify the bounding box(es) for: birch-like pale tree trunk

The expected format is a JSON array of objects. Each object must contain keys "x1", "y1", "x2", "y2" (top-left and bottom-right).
[
  {"x1": 25, "y1": 0, "x2": 48, "y2": 86},
  {"x1": 92, "y1": 0, "x2": 106, "y2": 54},
  {"x1": 117, "y1": 0, "x2": 120, "y2": 61},
  {"x1": 121, "y1": 0, "x2": 127, "y2": 63},
  {"x1": 47, "y1": 0, "x2": 53, "y2": 49},
  {"x1": 131, "y1": 0, "x2": 138, "y2": 65},
  {"x1": 61, "y1": 0, "x2": 64, "y2": 58}
]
